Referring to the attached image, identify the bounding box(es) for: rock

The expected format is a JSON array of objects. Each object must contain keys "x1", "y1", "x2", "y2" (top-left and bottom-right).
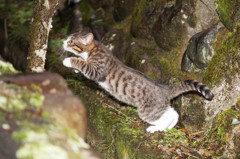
[
  {"x1": 102, "y1": 29, "x2": 162, "y2": 81},
  {"x1": 131, "y1": 0, "x2": 164, "y2": 39},
  {"x1": 174, "y1": 95, "x2": 205, "y2": 132},
  {"x1": 102, "y1": 29, "x2": 128, "y2": 62},
  {"x1": 124, "y1": 39, "x2": 162, "y2": 81},
  {"x1": 181, "y1": 24, "x2": 224, "y2": 72},
  {"x1": 90, "y1": 9, "x2": 108, "y2": 41},
  {"x1": 44, "y1": 94, "x2": 87, "y2": 139},
  {"x1": 152, "y1": 0, "x2": 183, "y2": 50},
  {"x1": 216, "y1": 0, "x2": 240, "y2": 31},
  {"x1": 181, "y1": 50, "x2": 199, "y2": 72},
  {"x1": 0, "y1": 68, "x2": 101, "y2": 159},
  {"x1": 222, "y1": 125, "x2": 240, "y2": 158},
  {"x1": 113, "y1": 0, "x2": 137, "y2": 21},
  {"x1": 0, "y1": 60, "x2": 19, "y2": 75},
  {"x1": 204, "y1": 102, "x2": 240, "y2": 157},
  {"x1": 203, "y1": 75, "x2": 240, "y2": 121},
  {"x1": 202, "y1": 24, "x2": 240, "y2": 120},
  {"x1": 0, "y1": 72, "x2": 87, "y2": 138},
  {"x1": 153, "y1": 0, "x2": 218, "y2": 51}
]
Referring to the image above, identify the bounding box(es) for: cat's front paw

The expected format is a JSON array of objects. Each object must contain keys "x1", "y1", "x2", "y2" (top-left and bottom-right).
[{"x1": 63, "y1": 58, "x2": 72, "y2": 67}]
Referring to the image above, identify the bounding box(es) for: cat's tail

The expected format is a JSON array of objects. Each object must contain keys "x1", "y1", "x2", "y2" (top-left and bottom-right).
[{"x1": 169, "y1": 80, "x2": 214, "y2": 100}]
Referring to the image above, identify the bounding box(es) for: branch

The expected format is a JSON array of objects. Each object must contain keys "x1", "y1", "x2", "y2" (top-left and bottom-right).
[{"x1": 26, "y1": 0, "x2": 65, "y2": 72}]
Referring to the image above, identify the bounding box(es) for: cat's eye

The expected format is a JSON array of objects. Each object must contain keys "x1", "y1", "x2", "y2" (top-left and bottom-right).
[{"x1": 69, "y1": 40, "x2": 73, "y2": 44}]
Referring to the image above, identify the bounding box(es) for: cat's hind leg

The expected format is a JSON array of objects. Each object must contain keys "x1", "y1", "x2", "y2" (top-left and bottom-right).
[{"x1": 146, "y1": 107, "x2": 179, "y2": 133}]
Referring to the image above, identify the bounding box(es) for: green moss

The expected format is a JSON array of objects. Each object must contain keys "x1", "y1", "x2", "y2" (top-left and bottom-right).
[
  {"x1": 147, "y1": 73, "x2": 156, "y2": 80},
  {"x1": 131, "y1": 0, "x2": 166, "y2": 37},
  {"x1": 151, "y1": 128, "x2": 188, "y2": 147},
  {"x1": 203, "y1": 24, "x2": 240, "y2": 86},
  {"x1": 204, "y1": 101, "x2": 240, "y2": 155},
  {"x1": 216, "y1": 0, "x2": 239, "y2": 31},
  {"x1": 131, "y1": 0, "x2": 148, "y2": 32},
  {"x1": 0, "y1": 60, "x2": 19, "y2": 75},
  {"x1": 0, "y1": 84, "x2": 44, "y2": 111},
  {"x1": 157, "y1": 57, "x2": 183, "y2": 83}
]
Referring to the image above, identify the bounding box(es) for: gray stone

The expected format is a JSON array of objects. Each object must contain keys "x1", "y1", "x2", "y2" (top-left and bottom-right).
[{"x1": 181, "y1": 24, "x2": 223, "y2": 72}]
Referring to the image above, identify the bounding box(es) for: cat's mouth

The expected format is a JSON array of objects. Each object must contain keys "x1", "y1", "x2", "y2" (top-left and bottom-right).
[{"x1": 72, "y1": 44, "x2": 82, "y2": 53}]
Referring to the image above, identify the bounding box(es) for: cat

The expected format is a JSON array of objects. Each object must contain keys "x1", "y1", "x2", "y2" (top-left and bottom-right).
[{"x1": 62, "y1": 31, "x2": 214, "y2": 133}]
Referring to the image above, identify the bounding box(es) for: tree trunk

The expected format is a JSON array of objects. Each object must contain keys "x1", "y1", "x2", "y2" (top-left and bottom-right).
[{"x1": 27, "y1": 0, "x2": 65, "y2": 72}]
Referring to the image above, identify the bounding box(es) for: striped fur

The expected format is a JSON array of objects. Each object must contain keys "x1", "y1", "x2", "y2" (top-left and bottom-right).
[
  {"x1": 62, "y1": 31, "x2": 214, "y2": 133},
  {"x1": 169, "y1": 80, "x2": 214, "y2": 100}
]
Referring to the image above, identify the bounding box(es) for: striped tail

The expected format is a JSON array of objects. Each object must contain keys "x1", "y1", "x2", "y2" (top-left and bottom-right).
[{"x1": 169, "y1": 80, "x2": 214, "y2": 100}]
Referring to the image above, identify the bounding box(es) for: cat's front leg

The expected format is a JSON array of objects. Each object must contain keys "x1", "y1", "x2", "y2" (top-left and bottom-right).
[
  {"x1": 63, "y1": 57, "x2": 85, "y2": 71},
  {"x1": 63, "y1": 57, "x2": 102, "y2": 80},
  {"x1": 63, "y1": 57, "x2": 81, "y2": 73}
]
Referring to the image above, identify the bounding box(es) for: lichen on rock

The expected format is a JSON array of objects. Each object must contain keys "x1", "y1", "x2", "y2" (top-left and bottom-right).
[
  {"x1": 13, "y1": 124, "x2": 92, "y2": 159},
  {"x1": 0, "y1": 60, "x2": 19, "y2": 76},
  {"x1": 0, "y1": 82, "x2": 44, "y2": 112}
]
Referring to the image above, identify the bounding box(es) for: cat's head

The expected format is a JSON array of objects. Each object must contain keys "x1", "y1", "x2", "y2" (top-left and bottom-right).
[{"x1": 63, "y1": 32, "x2": 94, "y2": 55}]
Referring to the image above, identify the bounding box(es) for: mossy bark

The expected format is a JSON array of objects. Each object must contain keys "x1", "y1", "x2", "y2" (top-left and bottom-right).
[{"x1": 27, "y1": 0, "x2": 64, "y2": 72}]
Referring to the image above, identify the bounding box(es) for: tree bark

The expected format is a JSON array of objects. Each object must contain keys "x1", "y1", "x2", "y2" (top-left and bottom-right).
[{"x1": 27, "y1": 0, "x2": 65, "y2": 72}]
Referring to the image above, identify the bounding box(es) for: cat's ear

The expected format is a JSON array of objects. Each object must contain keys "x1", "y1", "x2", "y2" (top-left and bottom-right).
[{"x1": 81, "y1": 33, "x2": 94, "y2": 45}]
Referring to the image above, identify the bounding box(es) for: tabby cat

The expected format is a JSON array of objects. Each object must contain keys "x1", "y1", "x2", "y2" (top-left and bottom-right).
[{"x1": 62, "y1": 31, "x2": 214, "y2": 133}]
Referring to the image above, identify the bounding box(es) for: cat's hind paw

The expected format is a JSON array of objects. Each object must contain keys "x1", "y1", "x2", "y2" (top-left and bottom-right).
[
  {"x1": 74, "y1": 69, "x2": 80, "y2": 73},
  {"x1": 63, "y1": 58, "x2": 72, "y2": 67},
  {"x1": 146, "y1": 125, "x2": 165, "y2": 133},
  {"x1": 146, "y1": 126, "x2": 158, "y2": 133}
]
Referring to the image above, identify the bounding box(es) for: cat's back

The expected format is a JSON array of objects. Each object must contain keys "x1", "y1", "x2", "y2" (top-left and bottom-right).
[
  {"x1": 93, "y1": 40, "x2": 113, "y2": 56},
  {"x1": 99, "y1": 59, "x2": 169, "y2": 106}
]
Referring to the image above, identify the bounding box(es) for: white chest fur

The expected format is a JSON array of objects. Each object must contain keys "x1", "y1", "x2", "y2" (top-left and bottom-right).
[{"x1": 79, "y1": 52, "x2": 88, "y2": 61}]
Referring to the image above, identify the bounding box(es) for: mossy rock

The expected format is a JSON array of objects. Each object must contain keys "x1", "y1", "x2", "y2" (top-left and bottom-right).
[
  {"x1": 203, "y1": 101, "x2": 240, "y2": 156},
  {"x1": 131, "y1": 0, "x2": 166, "y2": 39},
  {"x1": 216, "y1": 0, "x2": 240, "y2": 31},
  {"x1": 203, "y1": 24, "x2": 240, "y2": 86},
  {"x1": 0, "y1": 60, "x2": 19, "y2": 75},
  {"x1": 0, "y1": 72, "x2": 99, "y2": 159}
]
